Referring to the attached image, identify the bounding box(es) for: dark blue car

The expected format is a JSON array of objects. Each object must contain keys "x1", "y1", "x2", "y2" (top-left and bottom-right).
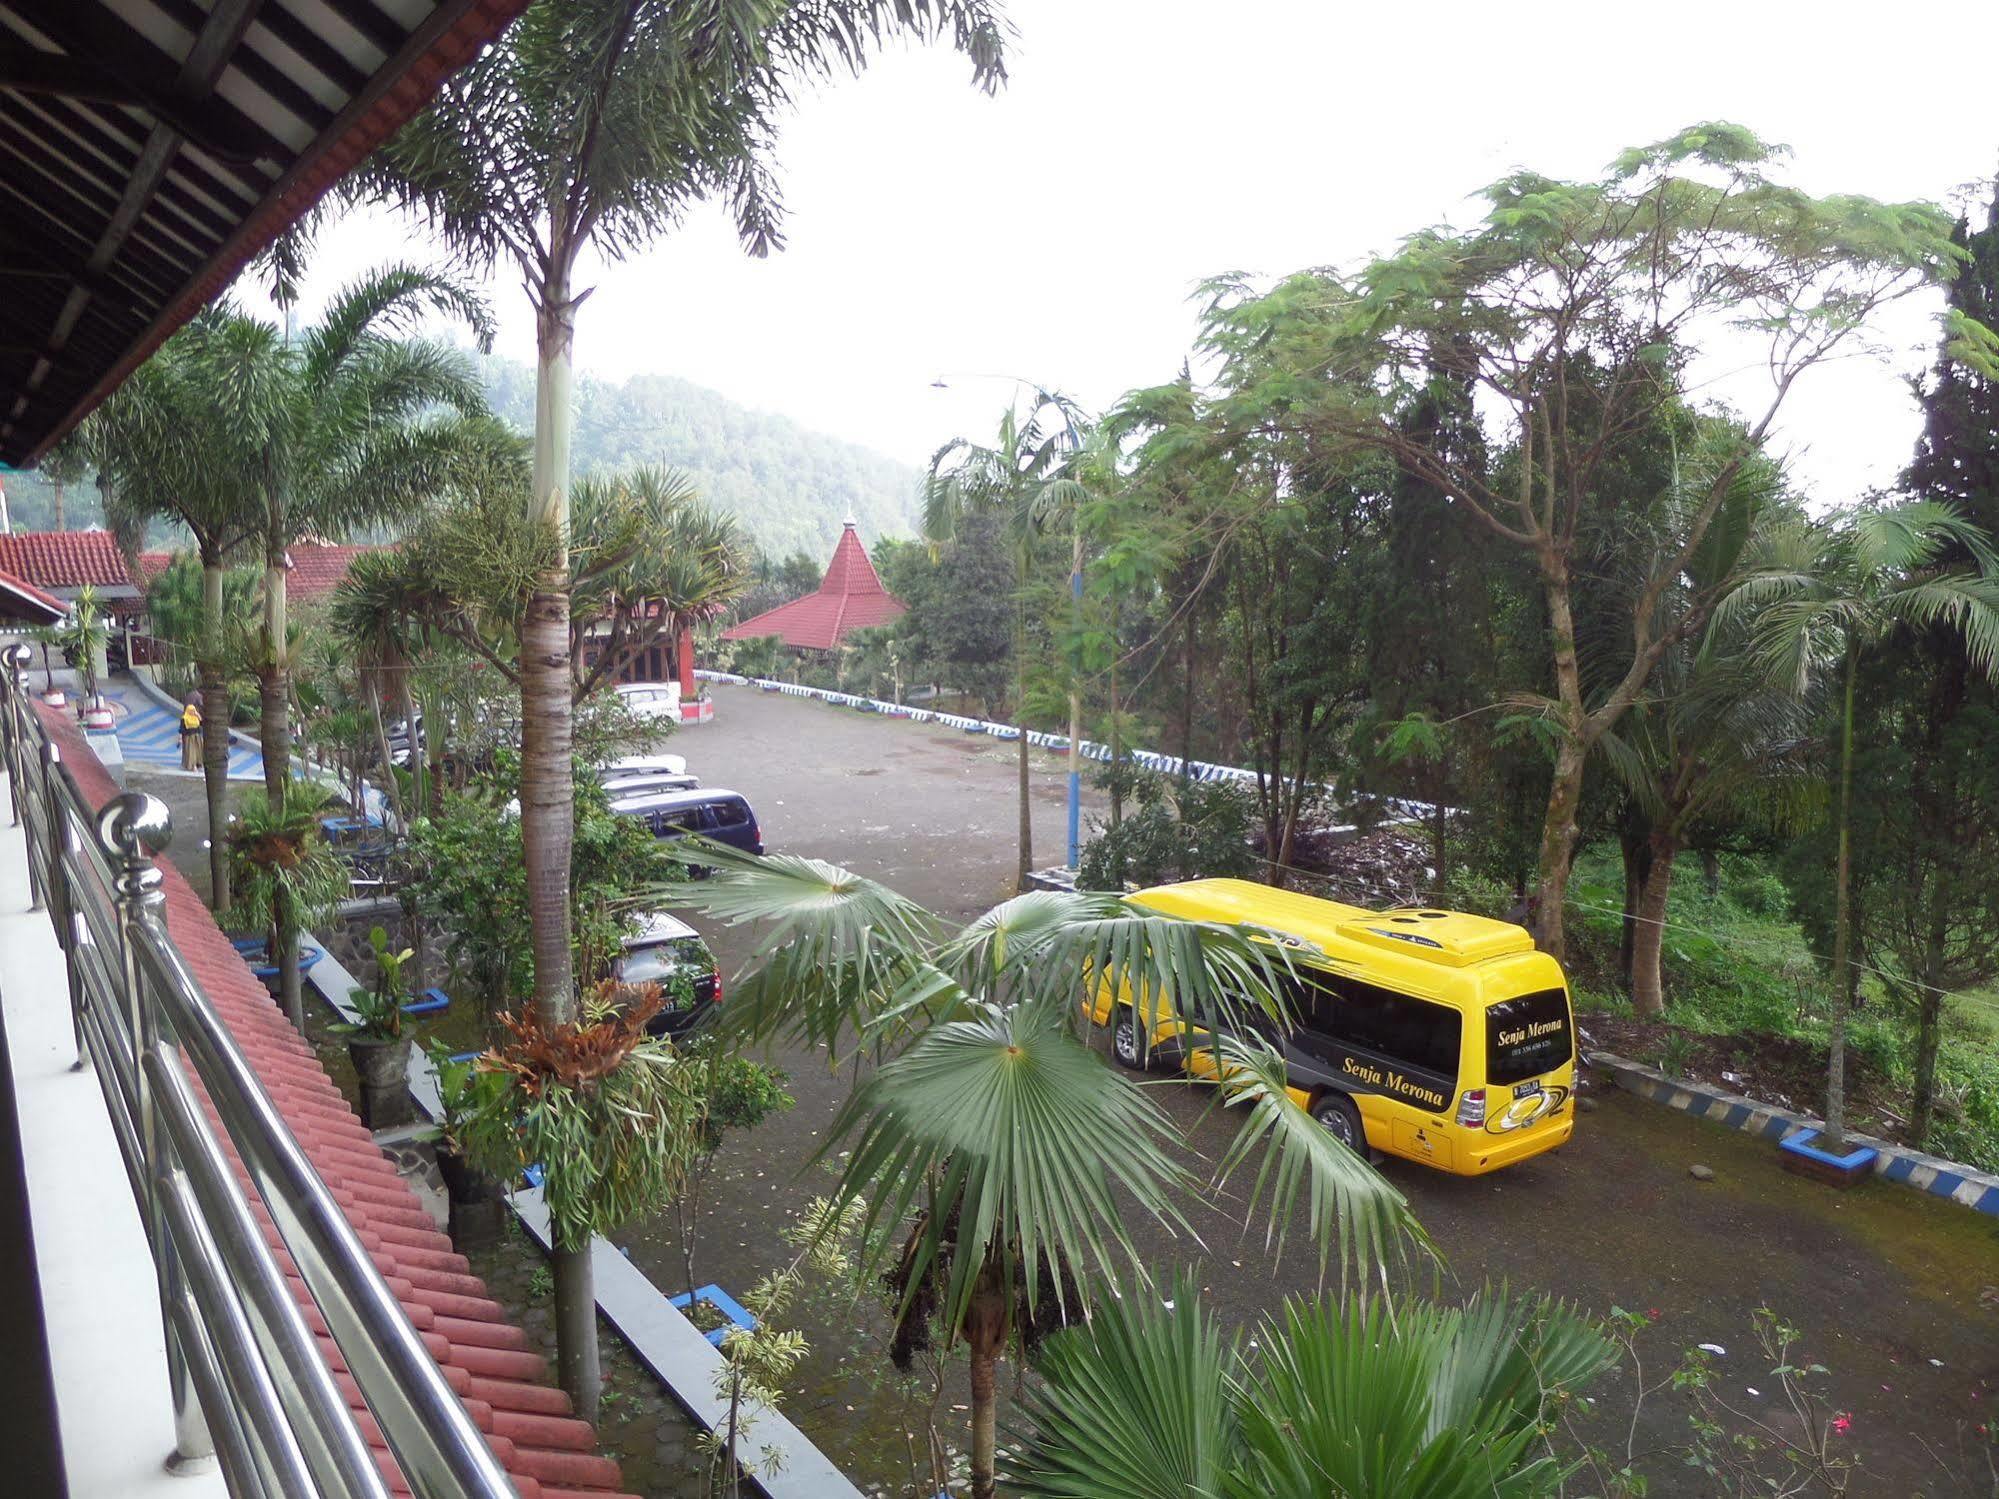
[{"x1": 610, "y1": 786, "x2": 764, "y2": 858}]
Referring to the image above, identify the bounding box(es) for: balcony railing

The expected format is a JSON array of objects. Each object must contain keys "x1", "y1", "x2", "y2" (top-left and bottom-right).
[{"x1": 0, "y1": 645, "x2": 514, "y2": 1499}]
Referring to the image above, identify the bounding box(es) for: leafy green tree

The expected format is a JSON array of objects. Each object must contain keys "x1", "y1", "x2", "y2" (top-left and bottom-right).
[
  {"x1": 1732, "y1": 502, "x2": 1999, "y2": 1146},
  {"x1": 1004, "y1": 1273, "x2": 1612, "y2": 1499},
  {"x1": 670, "y1": 850, "x2": 1423, "y2": 1499},
  {"x1": 172, "y1": 269, "x2": 495, "y2": 1020},
  {"x1": 892, "y1": 512, "x2": 1015, "y2": 712},
  {"x1": 926, "y1": 393, "x2": 1088, "y2": 887},
  {"x1": 89, "y1": 330, "x2": 264, "y2": 910},
  {"x1": 1196, "y1": 123, "x2": 1982, "y2": 959},
  {"x1": 1077, "y1": 767, "x2": 1257, "y2": 892}
]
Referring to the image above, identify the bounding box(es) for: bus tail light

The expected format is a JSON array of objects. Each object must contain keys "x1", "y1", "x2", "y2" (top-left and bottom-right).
[{"x1": 1455, "y1": 1088, "x2": 1487, "y2": 1128}]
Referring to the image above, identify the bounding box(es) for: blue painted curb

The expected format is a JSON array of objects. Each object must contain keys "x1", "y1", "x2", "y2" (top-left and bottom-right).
[
  {"x1": 669, "y1": 1283, "x2": 758, "y2": 1347},
  {"x1": 1589, "y1": 1050, "x2": 1999, "y2": 1216}
]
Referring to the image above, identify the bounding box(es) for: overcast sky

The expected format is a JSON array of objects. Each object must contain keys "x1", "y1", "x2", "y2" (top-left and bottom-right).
[{"x1": 282, "y1": 0, "x2": 1999, "y2": 505}]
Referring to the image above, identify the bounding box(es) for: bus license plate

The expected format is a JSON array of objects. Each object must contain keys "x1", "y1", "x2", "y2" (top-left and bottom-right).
[{"x1": 1513, "y1": 1079, "x2": 1544, "y2": 1099}]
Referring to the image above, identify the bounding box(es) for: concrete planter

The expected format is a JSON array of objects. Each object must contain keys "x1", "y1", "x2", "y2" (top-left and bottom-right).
[
  {"x1": 1778, "y1": 1127, "x2": 1878, "y2": 1188},
  {"x1": 40, "y1": 689, "x2": 66, "y2": 708},
  {"x1": 436, "y1": 1143, "x2": 506, "y2": 1248},
  {"x1": 79, "y1": 700, "x2": 115, "y2": 730},
  {"x1": 347, "y1": 1035, "x2": 414, "y2": 1129}
]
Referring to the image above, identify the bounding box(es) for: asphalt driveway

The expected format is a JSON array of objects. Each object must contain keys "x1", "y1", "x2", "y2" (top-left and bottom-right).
[{"x1": 607, "y1": 688, "x2": 1998, "y2": 1495}]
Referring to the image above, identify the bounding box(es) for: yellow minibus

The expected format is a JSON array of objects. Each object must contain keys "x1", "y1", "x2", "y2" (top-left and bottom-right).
[{"x1": 1087, "y1": 878, "x2": 1576, "y2": 1176}]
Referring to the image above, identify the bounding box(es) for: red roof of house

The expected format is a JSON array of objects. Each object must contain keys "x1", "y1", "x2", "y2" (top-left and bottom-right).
[
  {"x1": 0, "y1": 565, "x2": 66, "y2": 623},
  {"x1": 39, "y1": 703, "x2": 639, "y2": 1499},
  {"x1": 721, "y1": 521, "x2": 906, "y2": 650},
  {"x1": 135, "y1": 543, "x2": 379, "y2": 604},
  {"x1": 0, "y1": 530, "x2": 136, "y2": 590}
]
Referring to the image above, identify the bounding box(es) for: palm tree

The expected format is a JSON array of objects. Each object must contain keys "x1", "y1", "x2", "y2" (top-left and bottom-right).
[
  {"x1": 1728, "y1": 501, "x2": 1999, "y2": 1146},
  {"x1": 926, "y1": 392, "x2": 1088, "y2": 890},
  {"x1": 669, "y1": 849, "x2": 1425, "y2": 1499},
  {"x1": 174, "y1": 269, "x2": 495, "y2": 1024},
  {"x1": 354, "y1": 0, "x2": 1007, "y2": 1066},
  {"x1": 92, "y1": 337, "x2": 264, "y2": 909},
  {"x1": 1004, "y1": 1272, "x2": 1612, "y2": 1499},
  {"x1": 1594, "y1": 630, "x2": 1819, "y2": 1017}
]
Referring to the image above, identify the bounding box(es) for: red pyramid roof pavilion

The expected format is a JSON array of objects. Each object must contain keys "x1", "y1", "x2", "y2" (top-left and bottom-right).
[{"x1": 722, "y1": 519, "x2": 906, "y2": 650}]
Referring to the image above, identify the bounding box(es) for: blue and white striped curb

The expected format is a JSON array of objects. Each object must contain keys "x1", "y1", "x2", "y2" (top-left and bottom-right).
[{"x1": 1589, "y1": 1050, "x2": 1999, "y2": 1216}]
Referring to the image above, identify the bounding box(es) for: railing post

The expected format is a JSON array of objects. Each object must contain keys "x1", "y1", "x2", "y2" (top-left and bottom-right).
[
  {"x1": 100, "y1": 791, "x2": 215, "y2": 1476},
  {"x1": 4, "y1": 642, "x2": 30, "y2": 830},
  {"x1": 39, "y1": 742, "x2": 87, "y2": 1069}
]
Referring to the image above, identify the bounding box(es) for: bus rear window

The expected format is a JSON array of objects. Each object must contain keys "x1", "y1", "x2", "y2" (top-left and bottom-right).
[{"x1": 1486, "y1": 989, "x2": 1573, "y2": 1085}]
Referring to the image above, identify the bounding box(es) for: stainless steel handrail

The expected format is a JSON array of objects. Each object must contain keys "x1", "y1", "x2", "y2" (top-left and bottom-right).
[{"x1": 0, "y1": 647, "x2": 516, "y2": 1499}]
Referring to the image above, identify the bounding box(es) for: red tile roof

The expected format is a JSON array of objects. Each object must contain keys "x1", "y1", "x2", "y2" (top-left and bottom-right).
[
  {"x1": 0, "y1": 530, "x2": 136, "y2": 590},
  {"x1": 0, "y1": 565, "x2": 66, "y2": 623},
  {"x1": 38, "y1": 705, "x2": 639, "y2": 1499},
  {"x1": 721, "y1": 521, "x2": 906, "y2": 651},
  {"x1": 135, "y1": 542, "x2": 379, "y2": 604},
  {"x1": 286, "y1": 543, "x2": 378, "y2": 604}
]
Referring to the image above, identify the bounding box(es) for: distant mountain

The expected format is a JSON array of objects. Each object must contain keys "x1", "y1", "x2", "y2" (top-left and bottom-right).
[{"x1": 477, "y1": 355, "x2": 922, "y2": 559}]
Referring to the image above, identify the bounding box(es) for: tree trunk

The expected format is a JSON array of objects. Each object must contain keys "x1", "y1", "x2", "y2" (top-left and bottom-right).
[
  {"x1": 552, "y1": 1243, "x2": 598, "y2": 1424},
  {"x1": 1630, "y1": 832, "x2": 1678, "y2": 1018},
  {"x1": 1532, "y1": 734, "x2": 1587, "y2": 958},
  {"x1": 364, "y1": 679, "x2": 405, "y2": 829},
  {"x1": 1179, "y1": 605, "x2": 1196, "y2": 770},
  {"x1": 1012, "y1": 590, "x2": 1032, "y2": 891},
  {"x1": 261, "y1": 508, "x2": 291, "y2": 798},
  {"x1": 1066, "y1": 525, "x2": 1082, "y2": 871},
  {"x1": 966, "y1": 1285, "x2": 1005, "y2": 1499},
  {"x1": 1824, "y1": 637, "x2": 1859, "y2": 1150},
  {"x1": 1532, "y1": 542, "x2": 1586, "y2": 961},
  {"x1": 52, "y1": 477, "x2": 65, "y2": 530},
  {"x1": 199, "y1": 557, "x2": 232, "y2": 915},
  {"x1": 1908, "y1": 883, "x2": 1951, "y2": 1148},
  {"x1": 523, "y1": 275, "x2": 578, "y2": 1025},
  {"x1": 1617, "y1": 822, "x2": 1652, "y2": 989},
  {"x1": 1700, "y1": 847, "x2": 1721, "y2": 898}
]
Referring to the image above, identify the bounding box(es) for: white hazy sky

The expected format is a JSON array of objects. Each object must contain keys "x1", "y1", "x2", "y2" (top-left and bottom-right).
[{"x1": 280, "y1": 0, "x2": 1999, "y2": 504}]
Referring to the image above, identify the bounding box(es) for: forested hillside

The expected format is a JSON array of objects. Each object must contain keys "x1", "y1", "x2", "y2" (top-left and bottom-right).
[{"x1": 477, "y1": 355, "x2": 921, "y2": 556}]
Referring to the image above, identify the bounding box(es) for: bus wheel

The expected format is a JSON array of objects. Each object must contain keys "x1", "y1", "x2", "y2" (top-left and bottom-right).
[
  {"x1": 1111, "y1": 1009, "x2": 1153, "y2": 1073},
  {"x1": 1312, "y1": 1092, "x2": 1365, "y2": 1154}
]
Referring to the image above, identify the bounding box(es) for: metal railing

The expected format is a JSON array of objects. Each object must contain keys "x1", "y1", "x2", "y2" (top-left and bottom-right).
[{"x1": 0, "y1": 645, "x2": 516, "y2": 1499}]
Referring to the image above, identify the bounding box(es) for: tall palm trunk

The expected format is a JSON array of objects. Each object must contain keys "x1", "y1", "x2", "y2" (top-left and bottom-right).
[
  {"x1": 1066, "y1": 526, "x2": 1082, "y2": 871},
  {"x1": 1011, "y1": 563, "x2": 1032, "y2": 891},
  {"x1": 1824, "y1": 636, "x2": 1859, "y2": 1149},
  {"x1": 526, "y1": 260, "x2": 593, "y2": 1418},
  {"x1": 199, "y1": 555, "x2": 233, "y2": 914},
  {"x1": 260, "y1": 497, "x2": 304, "y2": 1029},
  {"x1": 1908, "y1": 892, "x2": 1949, "y2": 1147},
  {"x1": 1630, "y1": 831, "x2": 1679, "y2": 1018},
  {"x1": 966, "y1": 1277, "x2": 1006, "y2": 1499}
]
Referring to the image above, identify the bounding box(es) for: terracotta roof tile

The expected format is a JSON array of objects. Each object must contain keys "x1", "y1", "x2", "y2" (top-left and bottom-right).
[
  {"x1": 35, "y1": 704, "x2": 638, "y2": 1498},
  {"x1": 0, "y1": 529, "x2": 135, "y2": 589},
  {"x1": 722, "y1": 521, "x2": 906, "y2": 650}
]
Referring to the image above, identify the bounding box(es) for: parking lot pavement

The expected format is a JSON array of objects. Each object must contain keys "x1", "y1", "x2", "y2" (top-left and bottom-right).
[{"x1": 629, "y1": 690, "x2": 1998, "y2": 1494}]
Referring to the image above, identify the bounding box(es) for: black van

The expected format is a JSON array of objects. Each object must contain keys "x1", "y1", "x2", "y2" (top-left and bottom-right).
[{"x1": 610, "y1": 785, "x2": 764, "y2": 857}]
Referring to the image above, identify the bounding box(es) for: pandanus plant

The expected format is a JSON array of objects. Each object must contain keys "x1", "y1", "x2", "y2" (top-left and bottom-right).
[{"x1": 226, "y1": 783, "x2": 348, "y2": 1031}]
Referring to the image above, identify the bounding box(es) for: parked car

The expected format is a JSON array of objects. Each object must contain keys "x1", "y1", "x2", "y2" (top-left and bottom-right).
[
  {"x1": 609, "y1": 786, "x2": 763, "y2": 859},
  {"x1": 594, "y1": 752, "x2": 698, "y2": 797},
  {"x1": 610, "y1": 914, "x2": 720, "y2": 1037},
  {"x1": 614, "y1": 680, "x2": 682, "y2": 725}
]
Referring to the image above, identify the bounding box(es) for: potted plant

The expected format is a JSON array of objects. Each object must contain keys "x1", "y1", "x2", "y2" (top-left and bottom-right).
[
  {"x1": 330, "y1": 926, "x2": 420, "y2": 1128},
  {"x1": 455, "y1": 979, "x2": 704, "y2": 1419},
  {"x1": 28, "y1": 624, "x2": 65, "y2": 706},
  {"x1": 63, "y1": 585, "x2": 113, "y2": 728},
  {"x1": 423, "y1": 1041, "x2": 510, "y2": 1246}
]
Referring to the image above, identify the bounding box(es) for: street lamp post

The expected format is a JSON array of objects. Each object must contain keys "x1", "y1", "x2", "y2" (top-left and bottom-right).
[{"x1": 931, "y1": 374, "x2": 1087, "y2": 873}]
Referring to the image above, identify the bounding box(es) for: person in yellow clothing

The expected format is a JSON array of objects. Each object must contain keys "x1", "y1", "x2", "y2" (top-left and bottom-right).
[{"x1": 179, "y1": 693, "x2": 203, "y2": 770}]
